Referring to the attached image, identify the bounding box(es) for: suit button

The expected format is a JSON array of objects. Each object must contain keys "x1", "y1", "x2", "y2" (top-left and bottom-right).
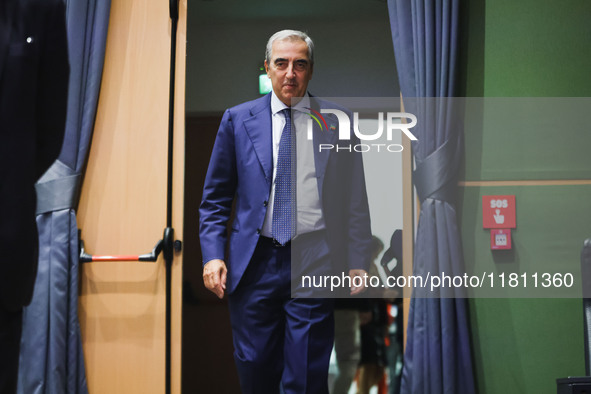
[
  {"x1": 263, "y1": 200, "x2": 268, "y2": 207},
  {"x1": 256, "y1": 228, "x2": 261, "y2": 235}
]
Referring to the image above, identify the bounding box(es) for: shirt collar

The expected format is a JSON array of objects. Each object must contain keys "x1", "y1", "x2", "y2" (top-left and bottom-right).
[{"x1": 270, "y1": 91, "x2": 311, "y2": 116}]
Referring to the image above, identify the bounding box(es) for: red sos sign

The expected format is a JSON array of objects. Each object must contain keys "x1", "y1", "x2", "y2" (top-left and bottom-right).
[{"x1": 482, "y1": 195, "x2": 516, "y2": 229}]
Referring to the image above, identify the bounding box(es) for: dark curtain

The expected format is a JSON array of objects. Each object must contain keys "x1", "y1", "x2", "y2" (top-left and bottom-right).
[
  {"x1": 387, "y1": 1, "x2": 476, "y2": 393},
  {"x1": 18, "y1": 1, "x2": 111, "y2": 393}
]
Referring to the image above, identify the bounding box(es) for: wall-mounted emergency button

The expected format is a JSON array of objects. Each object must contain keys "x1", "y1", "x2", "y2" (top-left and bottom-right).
[
  {"x1": 491, "y1": 229, "x2": 511, "y2": 250},
  {"x1": 483, "y1": 195, "x2": 516, "y2": 251}
]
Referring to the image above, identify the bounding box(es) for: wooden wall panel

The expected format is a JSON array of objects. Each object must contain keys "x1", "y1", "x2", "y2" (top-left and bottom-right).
[{"x1": 77, "y1": 1, "x2": 186, "y2": 393}]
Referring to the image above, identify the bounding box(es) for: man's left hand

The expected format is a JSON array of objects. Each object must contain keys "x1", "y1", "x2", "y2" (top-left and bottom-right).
[{"x1": 349, "y1": 269, "x2": 367, "y2": 296}]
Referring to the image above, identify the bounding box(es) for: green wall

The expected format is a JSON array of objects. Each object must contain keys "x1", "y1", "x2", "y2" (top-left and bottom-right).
[{"x1": 460, "y1": 0, "x2": 591, "y2": 392}]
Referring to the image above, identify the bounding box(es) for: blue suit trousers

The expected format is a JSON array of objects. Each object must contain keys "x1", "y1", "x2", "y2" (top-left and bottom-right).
[{"x1": 228, "y1": 233, "x2": 334, "y2": 394}]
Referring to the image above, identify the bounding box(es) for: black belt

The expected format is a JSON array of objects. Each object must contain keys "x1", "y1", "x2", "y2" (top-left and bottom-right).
[
  {"x1": 259, "y1": 229, "x2": 326, "y2": 248},
  {"x1": 259, "y1": 236, "x2": 291, "y2": 248}
]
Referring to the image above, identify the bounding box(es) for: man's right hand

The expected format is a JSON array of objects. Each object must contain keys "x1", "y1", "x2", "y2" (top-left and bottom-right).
[{"x1": 203, "y1": 259, "x2": 227, "y2": 299}]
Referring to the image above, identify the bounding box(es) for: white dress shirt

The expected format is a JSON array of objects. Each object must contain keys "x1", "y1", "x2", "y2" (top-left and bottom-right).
[{"x1": 261, "y1": 91, "x2": 326, "y2": 238}]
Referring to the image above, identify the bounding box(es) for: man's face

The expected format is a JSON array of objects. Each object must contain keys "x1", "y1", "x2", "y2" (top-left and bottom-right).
[{"x1": 264, "y1": 39, "x2": 313, "y2": 106}]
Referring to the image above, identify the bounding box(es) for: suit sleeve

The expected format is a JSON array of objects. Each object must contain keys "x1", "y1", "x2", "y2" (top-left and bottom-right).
[
  {"x1": 199, "y1": 109, "x2": 238, "y2": 265},
  {"x1": 35, "y1": 0, "x2": 69, "y2": 179}
]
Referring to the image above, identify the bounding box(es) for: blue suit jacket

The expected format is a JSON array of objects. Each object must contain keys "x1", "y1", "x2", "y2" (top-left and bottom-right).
[{"x1": 199, "y1": 93, "x2": 372, "y2": 294}]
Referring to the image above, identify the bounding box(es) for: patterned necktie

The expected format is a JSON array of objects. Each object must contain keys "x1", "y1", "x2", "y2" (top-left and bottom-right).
[{"x1": 272, "y1": 108, "x2": 296, "y2": 245}]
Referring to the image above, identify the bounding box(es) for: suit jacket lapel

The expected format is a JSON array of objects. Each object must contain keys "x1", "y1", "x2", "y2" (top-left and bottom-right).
[
  {"x1": 243, "y1": 94, "x2": 273, "y2": 185},
  {"x1": 241, "y1": 94, "x2": 341, "y2": 196}
]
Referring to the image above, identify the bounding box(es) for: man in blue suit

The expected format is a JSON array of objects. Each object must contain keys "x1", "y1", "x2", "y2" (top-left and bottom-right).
[{"x1": 199, "y1": 30, "x2": 372, "y2": 394}]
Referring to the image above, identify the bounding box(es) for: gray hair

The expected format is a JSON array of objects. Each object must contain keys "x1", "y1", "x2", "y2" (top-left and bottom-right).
[{"x1": 265, "y1": 30, "x2": 314, "y2": 65}]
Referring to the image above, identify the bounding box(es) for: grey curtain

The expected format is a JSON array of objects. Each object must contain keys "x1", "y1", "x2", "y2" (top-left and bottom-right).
[
  {"x1": 18, "y1": 1, "x2": 111, "y2": 393},
  {"x1": 387, "y1": 0, "x2": 476, "y2": 393}
]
